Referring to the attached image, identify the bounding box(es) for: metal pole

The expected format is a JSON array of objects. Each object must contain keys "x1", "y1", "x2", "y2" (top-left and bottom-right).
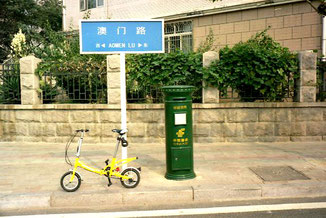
[
  {"x1": 322, "y1": 16, "x2": 326, "y2": 61},
  {"x1": 120, "y1": 53, "x2": 127, "y2": 170}
]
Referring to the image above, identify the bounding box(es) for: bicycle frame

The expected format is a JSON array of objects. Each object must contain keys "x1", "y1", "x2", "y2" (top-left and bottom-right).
[
  {"x1": 69, "y1": 131, "x2": 137, "y2": 182},
  {"x1": 70, "y1": 157, "x2": 137, "y2": 182}
]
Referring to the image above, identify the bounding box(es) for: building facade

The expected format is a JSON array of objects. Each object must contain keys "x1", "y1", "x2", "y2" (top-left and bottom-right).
[{"x1": 64, "y1": 0, "x2": 323, "y2": 54}]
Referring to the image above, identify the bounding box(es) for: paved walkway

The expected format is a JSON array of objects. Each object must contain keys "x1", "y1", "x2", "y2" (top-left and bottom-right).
[{"x1": 1, "y1": 141, "x2": 326, "y2": 215}]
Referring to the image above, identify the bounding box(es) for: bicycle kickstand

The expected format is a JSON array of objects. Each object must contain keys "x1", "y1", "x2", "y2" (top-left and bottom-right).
[{"x1": 107, "y1": 176, "x2": 112, "y2": 187}]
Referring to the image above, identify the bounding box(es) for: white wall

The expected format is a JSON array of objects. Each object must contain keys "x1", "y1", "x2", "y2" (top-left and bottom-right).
[{"x1": 64, "y1": 0, "x2": 109, "y2": 31}]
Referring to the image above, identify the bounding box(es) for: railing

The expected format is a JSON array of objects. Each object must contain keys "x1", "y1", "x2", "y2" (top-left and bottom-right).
[
  {"x1": 219, "y1": 77, "x2": 296, "y2": 102},
  {"x1": 127, "y1": 85, "x2": 202, "y2": 103},
  {"x1": 0, "y1": 63, "x2": 20, "y2": 104},
  {"x1": 42, "y1": 71, "x2": 107, "y2": 104},
  {"x1": 127, "y1": 86, "x2": 164, "y2": 103}
]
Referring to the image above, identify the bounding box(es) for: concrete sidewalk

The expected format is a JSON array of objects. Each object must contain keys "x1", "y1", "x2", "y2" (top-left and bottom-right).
[{"x1": 1, "y1": 141, "x2": 326, "y2": 215}]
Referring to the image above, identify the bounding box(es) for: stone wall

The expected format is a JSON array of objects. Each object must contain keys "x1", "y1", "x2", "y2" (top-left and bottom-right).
[
  {"x1": 1, "y1": 103, "x2": 325, "y2": 143},
  {"x1": 193, "y1": 1, "x2": 322, "y2": 52}
]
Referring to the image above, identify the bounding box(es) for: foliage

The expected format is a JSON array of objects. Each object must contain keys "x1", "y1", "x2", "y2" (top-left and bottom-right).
[
  {"x1": 10, "y1": 29, "x2": 28, "y2": 60},
  {"x1": 0, "y1": 0, "x2": 63, "y2": 63},
  {"x1": 204, "y1": 30, "x2": 299, "y2": 102},
  {"x1": 196, "y1": 28, "x2": 216, "y2": 53},
  {"x1": 35, "y1": 29, "x2": 107, "y2": 103},
  {"x1": 126, "y1": 52, "x2": 203, "y2": 102}
]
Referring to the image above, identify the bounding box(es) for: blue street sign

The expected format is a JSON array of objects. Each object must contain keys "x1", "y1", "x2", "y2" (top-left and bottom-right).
[{"x1": 80, "y1": 20, "x2": 164, "y2": 54}]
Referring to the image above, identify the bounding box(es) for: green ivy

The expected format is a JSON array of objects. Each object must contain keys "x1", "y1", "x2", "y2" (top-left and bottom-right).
[
  {"x1": 126, "y1": 52, "x2": 203, "y2": 102},
  {"x1": 32, "y1": 28, "x2": 299, "y2": 103},
  {"x1": 204, "y1": 30, "x2": 299, "y2": 101}
]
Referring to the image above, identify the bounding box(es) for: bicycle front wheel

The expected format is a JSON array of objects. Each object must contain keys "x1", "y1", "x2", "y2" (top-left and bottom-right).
[
  {"x1": 60, "y1": 171, "x2": 81, "y2": 192},
  {"x1": 120, "y1": 168, "x2": 140, "y2": 188}
]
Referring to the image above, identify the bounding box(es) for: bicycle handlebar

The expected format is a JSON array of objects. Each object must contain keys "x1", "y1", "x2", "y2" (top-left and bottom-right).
[
  {"x1": 76, "y1": 129, "x2": 89, "y2": 133},
  {"x1": 112, "y1": 129, "x2": 128, "y2": 135}
]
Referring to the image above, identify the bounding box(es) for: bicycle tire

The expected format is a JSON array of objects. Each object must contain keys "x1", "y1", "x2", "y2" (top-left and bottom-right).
[
  {"x1": 120, "y1": 168, "x2": 140, "y2": 188},
  {"x1": 60, "y1": 171, "x2": 81, "y2": 192}
]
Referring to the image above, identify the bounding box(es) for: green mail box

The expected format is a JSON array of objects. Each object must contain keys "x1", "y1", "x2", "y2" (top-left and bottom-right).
[{"x1": 162, "y1": 85, "x2": 196, "y2": 180}]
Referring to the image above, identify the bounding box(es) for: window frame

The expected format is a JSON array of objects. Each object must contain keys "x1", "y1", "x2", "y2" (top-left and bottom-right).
[
  {"x1": 80, "y1": 0, "x2": 86, "y2": 11},
  {"x1": 164, "y1": 20, "x2": 193, "y2": 53},
  {"x1": 80, "y1": 0, "x2": 104, "y2": 11}
]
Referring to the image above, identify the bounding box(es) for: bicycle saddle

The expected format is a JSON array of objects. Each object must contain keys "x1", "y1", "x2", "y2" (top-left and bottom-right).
[{"x1": 112, "y1": 129, "x2": 128, "y2": 135}]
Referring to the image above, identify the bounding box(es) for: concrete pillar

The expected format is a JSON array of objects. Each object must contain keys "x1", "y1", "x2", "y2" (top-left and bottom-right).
[
  {"x1": 296, "y1": 51, "x2": 317, "y2": 102},
  {"x1": 107, "y1": 55, "x2": 121, "y2": 104},
  {"x1": 202, "y1": 51, "x2": 219, "y2": 103},
  {"x1": 19, "y1": 56, "x2": 42, "y2": 105}
]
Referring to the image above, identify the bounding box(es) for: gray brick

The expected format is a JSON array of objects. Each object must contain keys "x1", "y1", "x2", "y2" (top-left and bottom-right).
[
  {"x1": 292, "y1": 108, "x2": 323, "y2": 122},
  {"x1": 226, "y1": 109, "x2": 258, "y2": 123}
]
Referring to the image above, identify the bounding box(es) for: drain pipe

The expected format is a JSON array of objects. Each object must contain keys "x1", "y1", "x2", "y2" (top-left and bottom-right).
[{"x1": 323, "y1": 16, "x2": 326, "y2": 61}]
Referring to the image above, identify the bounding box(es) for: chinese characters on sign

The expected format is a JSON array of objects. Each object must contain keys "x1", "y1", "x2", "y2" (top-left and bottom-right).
[
  {"x1": 97, "y1": 27, "x2": 107, "y2": 35},
  {"x1": 80, "y1": 20, "x2": 164, "y2": 53},
  {"x1": 136, "y1": 27, "x2": 146, "y2": 35},
  {"x1": 117, "y1": 27, "x2": 126, "y2": 35},
  {"x1": 96, "y1": 26, "x2": 147, "y2": 48},
  {"x1": 173, "y1": 105, "x2": 187, "y2": 110}
]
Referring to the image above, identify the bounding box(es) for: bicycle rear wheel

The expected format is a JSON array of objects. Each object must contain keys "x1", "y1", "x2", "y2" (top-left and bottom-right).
[
  {"x1": 60, "y1": 171, "x2": 81, "y2": 192},
  {"x1": 120, "y1": 168, "x2": 140, "y2": 188}
]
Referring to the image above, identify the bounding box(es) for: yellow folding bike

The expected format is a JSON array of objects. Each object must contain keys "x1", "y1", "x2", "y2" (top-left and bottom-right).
[{"x1": 60, "y1": 129, "x2": 141, "y2": 192}]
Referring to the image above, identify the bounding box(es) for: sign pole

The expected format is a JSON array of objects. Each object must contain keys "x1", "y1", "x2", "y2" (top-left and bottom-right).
[
  {"x1": 80, "y1": 19, "x2": 164, "y2": 171},
  {"x1": 120, "y1": 53, "x2": 127, "y2": 170}
]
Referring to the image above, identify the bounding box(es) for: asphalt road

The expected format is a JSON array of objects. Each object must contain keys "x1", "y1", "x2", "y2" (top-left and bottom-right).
[
  {"x1": 4, "y1": 197, "x2": 326, "y2": 218},
  {"x1": 164, "y1": 209, "x2": 326, "y2": 218}
]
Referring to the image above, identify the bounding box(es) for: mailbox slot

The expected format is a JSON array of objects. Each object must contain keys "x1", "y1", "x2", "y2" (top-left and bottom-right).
[{"x1": 173, "y1": 97, "x2": 186, "y2": 101}]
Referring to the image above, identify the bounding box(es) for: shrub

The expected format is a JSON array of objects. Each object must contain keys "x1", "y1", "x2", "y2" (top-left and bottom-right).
[
  {"x1": 204, "y1": 30, "x2": 299, "y2": 101},
  {"x1": 126, "y1": 52, "x2": 203, "y2": 102},
  {"x1": 35, "y1": 29, "x2": 107, "y2": 103}
]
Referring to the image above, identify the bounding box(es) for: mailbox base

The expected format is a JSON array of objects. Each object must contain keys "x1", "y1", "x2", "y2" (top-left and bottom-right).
[{"x1": 165, "y1": 171, "x2": 196, "y2": 180}]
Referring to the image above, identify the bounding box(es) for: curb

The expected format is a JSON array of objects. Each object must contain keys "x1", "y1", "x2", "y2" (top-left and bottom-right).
[
  {"x1": 0, "y1": 193, "x2": 51, "y2": 211},
  {"x1": 2, "y1": 182, "x2": 326, "y2": 213}
]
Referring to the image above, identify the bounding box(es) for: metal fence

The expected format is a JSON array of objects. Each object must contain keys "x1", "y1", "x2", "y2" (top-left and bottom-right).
[
  {"x1": 0, "y1": 63, "x2": 20, "y2": 104},
  {"x1": 42, "y1": 71, "x2": 107, "y2": 104},
  {"x1": 219, "y1": 77, "x2": 296, "y2": 102},
  {"x1": 126, "y1": 85, "x2": 202, "y2": 103},
  {"x1": 127, "y1": 86, "x2": 164, "y2": 103}
]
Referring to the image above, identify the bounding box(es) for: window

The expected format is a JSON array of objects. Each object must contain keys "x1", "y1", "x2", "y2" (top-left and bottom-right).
[
  {"x1": 164, "y1": 21, "x2": 193, "y2": 53},
  {"x1": 88, "y1": 0, "x2": 96, "y2": 9},
  {"x1": 80, "y1": 0, "x2": 104, "y2": 11},
  {"x1": 98, "y1": 0, "x2": 104, "y2": 6},
  {"x1": 80, "y1": 0, "x2": 86, "y2": 11}
]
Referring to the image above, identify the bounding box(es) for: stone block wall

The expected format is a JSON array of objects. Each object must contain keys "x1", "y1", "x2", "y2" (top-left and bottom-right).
[
  {"x1": 193, "y1": 104, "x2": 326, "y2": 143},
  {"x1": 193, "y1": 1, "x2": 322, "y2": 52},
  {"x1": 1, "y1": 103, "x2": 325, "y2": 144}
]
